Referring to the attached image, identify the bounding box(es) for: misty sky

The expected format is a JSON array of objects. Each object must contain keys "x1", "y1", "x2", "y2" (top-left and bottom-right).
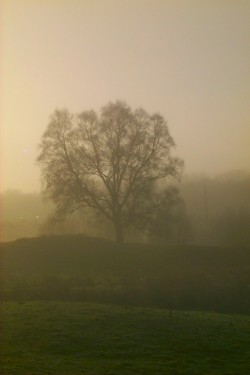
[{"x1": 1, "y1": 0, "x2": 250, "y2": 193}]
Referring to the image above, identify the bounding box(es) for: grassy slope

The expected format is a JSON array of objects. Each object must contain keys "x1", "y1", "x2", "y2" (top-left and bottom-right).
[
  {"x1": 1, "y1": 301, "x2": 250, "y2": 375},
  {"x1": 1, "y1": 234, "x2": 250, "y2": 313}
]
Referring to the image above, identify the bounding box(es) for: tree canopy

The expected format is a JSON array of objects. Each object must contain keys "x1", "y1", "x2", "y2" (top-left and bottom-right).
[{"x1": 37, "y1": 101, "x2": 184, "y2": 243}]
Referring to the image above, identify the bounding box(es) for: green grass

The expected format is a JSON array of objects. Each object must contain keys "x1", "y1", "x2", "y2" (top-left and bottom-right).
[{"x1": 1, "y1": 302, "x2": 250, "y2": 374}]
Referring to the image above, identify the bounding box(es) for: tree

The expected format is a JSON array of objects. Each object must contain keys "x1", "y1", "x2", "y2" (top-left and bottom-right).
[
  {"x1": 37, "y1": 101, "x2": 184, "y2": 243},
  {"x1": 144, "y1": 190, "x2": 193, "y2": 245},
  {"x1": 214, "y1": 207, "x2": 250, "y2": 247}
]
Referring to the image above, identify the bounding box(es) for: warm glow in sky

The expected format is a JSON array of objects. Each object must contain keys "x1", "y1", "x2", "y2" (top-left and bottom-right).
[{"x1": 1, "y1": 0, "x2": 250, "y2": 192}]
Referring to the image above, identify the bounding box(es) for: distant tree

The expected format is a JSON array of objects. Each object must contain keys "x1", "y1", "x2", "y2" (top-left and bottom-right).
[
  {"x1": 143, "y1": 189, "x2": 193, "y2": 245},
  {"x1": 214, "y1": 207, "x2": 250, "y2": 246},
  {"x1": 37, "y1": 101, "x2": 183, "y2": 243}
]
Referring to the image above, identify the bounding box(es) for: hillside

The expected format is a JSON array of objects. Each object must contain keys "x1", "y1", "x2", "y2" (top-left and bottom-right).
[{"x1": 1, "y1": 235, "x2": 250, "y2": 313}]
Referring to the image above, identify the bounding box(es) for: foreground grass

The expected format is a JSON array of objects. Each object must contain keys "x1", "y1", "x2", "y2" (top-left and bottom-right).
[{"x1": 1, "y1": 302, "x2": 250, "y2": 375}]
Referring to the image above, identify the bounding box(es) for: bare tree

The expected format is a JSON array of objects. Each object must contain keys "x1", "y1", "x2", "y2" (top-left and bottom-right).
[{"x1": 37, "y1": 101, "x2": 183, "y2": 243}]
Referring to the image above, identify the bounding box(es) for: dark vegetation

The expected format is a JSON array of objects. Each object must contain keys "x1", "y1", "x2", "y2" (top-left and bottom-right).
[
  {"x1": 1, "y1": 302, "x2": 250, "y2": 375},
  {"x1": 2, "y1": 235, "x2": 250, "y2": 314}
]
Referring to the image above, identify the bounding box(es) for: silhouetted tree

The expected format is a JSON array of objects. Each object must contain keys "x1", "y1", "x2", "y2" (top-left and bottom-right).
[{"x1": 37, "y1": 101, "x2": 183, "y2": 243}]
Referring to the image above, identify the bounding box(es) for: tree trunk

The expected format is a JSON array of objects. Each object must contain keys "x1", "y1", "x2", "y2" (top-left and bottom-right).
[{"x1": 114, "y1": 219, "x2": 124, "y2": 244}]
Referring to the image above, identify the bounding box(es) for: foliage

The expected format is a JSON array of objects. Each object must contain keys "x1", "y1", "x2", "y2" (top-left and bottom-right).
[{"x1": 37, "y1": 102, "x2": 183, "y2": 242}]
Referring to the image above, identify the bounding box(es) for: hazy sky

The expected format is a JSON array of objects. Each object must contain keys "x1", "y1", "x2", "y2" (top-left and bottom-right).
[{"x1": 1, "y1": 0, "x2": 250, "y2": 192}]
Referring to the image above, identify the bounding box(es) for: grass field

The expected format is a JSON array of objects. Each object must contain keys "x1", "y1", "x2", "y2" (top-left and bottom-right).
[{"x1": 1, "y1": 301, "x2": 250, "y2": 375}]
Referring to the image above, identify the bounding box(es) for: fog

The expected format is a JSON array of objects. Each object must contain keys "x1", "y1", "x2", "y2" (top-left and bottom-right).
[
  {"x1": 2, "y1": 5, "x2": 250, "y2": 372},
  {"x1": 2, "y1": 170, "x2": 250, "y2": 247},
  {"x1": 1, "y1": 1, "x2": 249, "y2": 242},
  {"x1": 1, "y1": 0, "x2": 250, "y2": 193}
]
